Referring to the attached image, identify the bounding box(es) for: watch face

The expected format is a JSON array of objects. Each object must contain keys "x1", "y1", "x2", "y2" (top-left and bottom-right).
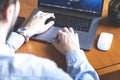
[
  {"x1": 18, "y1": 27, "x2": 27, "y2": 33},
  {"x1": 17, "y1": 27, "x2": 29, "y2": 38}
]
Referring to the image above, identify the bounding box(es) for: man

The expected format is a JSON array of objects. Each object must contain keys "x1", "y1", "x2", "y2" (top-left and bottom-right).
[{"x1": 0, "y1": 0, "x2": 99, "y2": 80}]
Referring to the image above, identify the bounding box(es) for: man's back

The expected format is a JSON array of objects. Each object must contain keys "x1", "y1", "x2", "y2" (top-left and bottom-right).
[{"x1": 0, "y1": 54, "x2": 72, "y2": 80}]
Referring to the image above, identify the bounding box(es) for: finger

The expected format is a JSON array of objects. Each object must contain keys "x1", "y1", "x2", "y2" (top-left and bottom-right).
[
  {"x1": 69, "y1": 27, "x2": 74, "y2": 33},
  {"x1": 75, "y1": 33, "x2": 78, "y2": 36},
  {"x1": 43, "y1": 13, "x2": 55, "y2": 21},
  {"x1": 63, "y1": 27, "x2": 69, "y2": 32},
  {"x1": 45, "y1": 21, "x2": 55, "y2": 29},
  {"x1": 43, "y1": 12, "x2": 55, "y2": 18},
  {"x1": 48, "y1": 13, "x2": 55, "y2": 18},
  {"x1": 57, "y1": 30, "x2": 64, "y2": 41},
  {"x1": 32, "y1": 11, "x2": 44, "y2": 22},
  {"x1": 75, "y1": 33, "x2": 79, "y2": 39},
  {"x1": 75, "y1": 33, "x2": 80, "y2": 47},
  {"x1": 34, "y1": 11, "x2": 44, "y2": 17},
  {"x1": 30, "y1": 11, "x2": 43, "y2": 22},
  {"x1": 57, "y1": 30, "x2": 63, "y2": 36},
  {"x1": 58, "y1": 30, "x2": 63, "y2": 34},
  {"x1": 52, "y1": 39, "x2": 59, "y2": 49}
]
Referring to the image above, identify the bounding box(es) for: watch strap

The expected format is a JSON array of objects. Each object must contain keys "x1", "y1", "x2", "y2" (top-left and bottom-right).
[{"x1": 17, "y1": 27, "x2": 29, "y2": 43}]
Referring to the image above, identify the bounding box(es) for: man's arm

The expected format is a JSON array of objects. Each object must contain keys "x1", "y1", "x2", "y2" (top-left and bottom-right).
[
  {"x1": 52, "y1": 27, "x2": 100, "y2": 80},
  {"x1": 6, "y1": 11, "x2": 55, "y2": 53},
  {"x1": 6, "y1": 32, "x2": 25, "y2": 52},
  {"x1": 66, "y1": 50, "x2": 99, "y2": 80}
]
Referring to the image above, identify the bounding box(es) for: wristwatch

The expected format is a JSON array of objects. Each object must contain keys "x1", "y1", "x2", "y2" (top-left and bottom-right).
[{"x1": 17, "y1": 27, "x2": 29, "y2": 42}]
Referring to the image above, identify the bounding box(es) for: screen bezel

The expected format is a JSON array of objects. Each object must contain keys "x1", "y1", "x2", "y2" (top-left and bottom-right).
[{"x1": 38, "y1": 0, "x2": 104, "y2": 17}]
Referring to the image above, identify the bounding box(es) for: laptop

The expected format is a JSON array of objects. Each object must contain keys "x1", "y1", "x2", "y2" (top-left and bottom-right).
[{"x1": 30, "y1": 0, "x2": 104, "y2": 50}]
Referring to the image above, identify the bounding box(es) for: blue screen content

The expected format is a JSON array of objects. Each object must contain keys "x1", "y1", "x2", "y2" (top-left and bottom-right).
[{"x1": 39, "y1": 0, "x2": 103, "y2": 15}]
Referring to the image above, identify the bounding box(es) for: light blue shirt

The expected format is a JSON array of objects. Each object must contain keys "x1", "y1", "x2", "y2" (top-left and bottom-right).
[{"x1": 0, "y1": 32, "x2": 99, "y2": 80}]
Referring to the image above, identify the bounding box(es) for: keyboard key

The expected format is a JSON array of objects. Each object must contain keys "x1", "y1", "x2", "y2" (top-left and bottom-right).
[{"x1": 54, "y1": 13, "x2": 92, "y2": 32}]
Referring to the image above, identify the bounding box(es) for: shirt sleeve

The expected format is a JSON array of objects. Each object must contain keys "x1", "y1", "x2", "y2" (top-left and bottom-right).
[
  {"x1": 66, "y1": 50, "x2": 99, "y2": 80},
  {"x1": 6, "y1": 32, "x2": 25, "y2": 52}
]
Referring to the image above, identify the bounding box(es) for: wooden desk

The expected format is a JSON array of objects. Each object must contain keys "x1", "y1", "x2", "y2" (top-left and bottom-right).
[{"x1": 18, "y1": 0, "x2": 120, "y2": 76}]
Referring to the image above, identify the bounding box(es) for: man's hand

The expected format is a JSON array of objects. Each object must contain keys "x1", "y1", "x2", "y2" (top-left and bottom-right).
[
  {"x1": 26, "y1": 11, "x2": 55, "y2": 37},
  {"x1": 52, "y1": 27, "x2": 80, "y2": 55}
]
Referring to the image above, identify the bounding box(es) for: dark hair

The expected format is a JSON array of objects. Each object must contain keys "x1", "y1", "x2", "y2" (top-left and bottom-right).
[{"x1": 0, "y1": 0, "x2": 17, "y2": 20}]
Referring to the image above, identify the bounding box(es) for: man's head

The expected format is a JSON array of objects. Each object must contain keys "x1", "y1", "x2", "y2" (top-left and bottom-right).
[{"x1": 0, "y1": 0, "x2": 20, "y2": 40}]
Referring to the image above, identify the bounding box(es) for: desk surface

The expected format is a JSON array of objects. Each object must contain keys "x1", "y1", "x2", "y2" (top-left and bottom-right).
[{"x1": 18, "y1": 0, "x2": 120, "y2": 76}]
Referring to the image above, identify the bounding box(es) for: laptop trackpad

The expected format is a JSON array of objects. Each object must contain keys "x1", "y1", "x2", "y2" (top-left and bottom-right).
[{"x1": 31, "y1": 26, "x2": 62, "y2": 43}]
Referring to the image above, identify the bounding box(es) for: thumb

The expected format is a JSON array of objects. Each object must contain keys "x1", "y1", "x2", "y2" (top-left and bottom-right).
[{"x1": 45, "y1": 21, "x2": 54, "y2": 29}]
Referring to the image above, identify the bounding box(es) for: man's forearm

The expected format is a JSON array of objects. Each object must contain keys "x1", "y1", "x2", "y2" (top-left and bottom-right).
[
  {"x1": 6, "y1": 32, "x2": 25, "y2": 52},
  {"x1": 66, "y1": 50, "x2": 99, "y2": 80}
]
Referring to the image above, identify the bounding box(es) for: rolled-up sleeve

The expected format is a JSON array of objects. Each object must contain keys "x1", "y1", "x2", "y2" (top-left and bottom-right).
[{"x1": 66, "y1": 50, "x2": 99, "y2": 80}]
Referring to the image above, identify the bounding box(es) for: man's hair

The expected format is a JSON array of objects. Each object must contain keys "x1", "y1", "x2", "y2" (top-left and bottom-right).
[{"x1": 0, "y1": 0, "x2": 17, "y2": 20}]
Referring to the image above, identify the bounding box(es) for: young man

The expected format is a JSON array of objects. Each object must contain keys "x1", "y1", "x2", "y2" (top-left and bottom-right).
[{"x1": 0, "y1": 0, "x2": 99, "y2": 80}]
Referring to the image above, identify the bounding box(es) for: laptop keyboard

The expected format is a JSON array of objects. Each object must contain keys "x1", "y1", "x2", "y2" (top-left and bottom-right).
[{"x1": 54, "y1": 13, "x2": 92, "y2": 32}]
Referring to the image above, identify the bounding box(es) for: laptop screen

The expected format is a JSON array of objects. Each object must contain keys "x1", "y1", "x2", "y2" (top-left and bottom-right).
[{"x1": 39, "y1": 0, "x2": 103, "y2": 16}]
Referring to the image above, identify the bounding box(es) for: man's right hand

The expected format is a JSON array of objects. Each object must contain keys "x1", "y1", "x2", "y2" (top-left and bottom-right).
[{"x1": 52, "y1": 27, "x2": 80, "y2": 55}]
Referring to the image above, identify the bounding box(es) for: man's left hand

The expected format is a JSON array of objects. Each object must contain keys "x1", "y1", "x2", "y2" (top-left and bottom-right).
[{"x1": 25, "y1": 11, "x2": 55, "y2": 37}]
